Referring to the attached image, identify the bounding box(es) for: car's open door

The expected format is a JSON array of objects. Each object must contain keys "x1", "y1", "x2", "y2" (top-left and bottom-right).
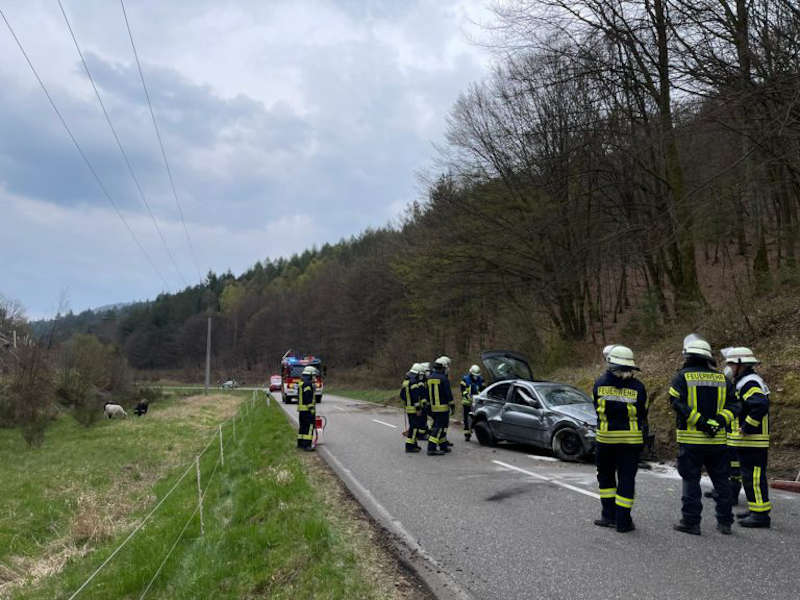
[{"x1": 480, "y1": 350, "x2": 534, "y2": 383}]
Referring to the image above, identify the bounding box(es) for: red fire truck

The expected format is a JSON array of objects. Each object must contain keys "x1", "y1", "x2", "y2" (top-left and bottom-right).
[{"x1": 280, "y1": 350, "x2": 325, "y2": 403}]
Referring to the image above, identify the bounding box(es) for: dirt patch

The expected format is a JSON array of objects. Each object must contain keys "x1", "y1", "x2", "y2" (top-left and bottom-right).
[{"x1": 299, "y1": 453, "x2": 435, "y2": 600}]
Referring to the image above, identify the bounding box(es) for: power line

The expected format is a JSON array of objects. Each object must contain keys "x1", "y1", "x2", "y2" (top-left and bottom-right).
[
  {"x1": 0, "y1": 6, "x2": 170, "y2": 291},
  {"x1": 57, "y1": 0, "x2": 189, "y2": 289},
  {"x1": 119, "y1": 0, "x2": 204, "y2": 283}
]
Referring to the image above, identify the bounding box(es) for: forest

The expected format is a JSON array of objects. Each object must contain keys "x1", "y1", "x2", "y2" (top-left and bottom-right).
[{"x1": 16, "y1": 0, "x2": 800, "y2": 387}]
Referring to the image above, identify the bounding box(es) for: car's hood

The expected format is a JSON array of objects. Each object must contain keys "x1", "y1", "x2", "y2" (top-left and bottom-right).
[{"x1": 550, "y1": 403, "x2": 596, "y2": 425}]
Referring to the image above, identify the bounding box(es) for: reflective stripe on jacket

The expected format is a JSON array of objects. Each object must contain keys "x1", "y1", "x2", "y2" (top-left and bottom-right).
[
  {"x1": 592, "y1": 370, "x2": 647, "y2": 445},
  {"x1": 297, "y1": 376, "x2": 316, "y2": 412},
  {"x1": 669, "y1": 361, "x2": 738, "y2": 445},
  {"x1": 460, "y1": 374, "x2": 484, "y2": 405},
  {"x1": 728, "y1": 371, "x2": 770, "y2": 448},
  {"x1": 427, "y1": 371, "x2": 453, "y2": 413}
]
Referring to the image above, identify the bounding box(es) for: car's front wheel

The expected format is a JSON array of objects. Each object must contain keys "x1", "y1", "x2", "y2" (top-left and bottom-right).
[
  {"x1": 551, "y1": 427, "x2": 583, "y2": 462},
  {"x1": 474, "y1": 420, "x2": 497, "y2": 447}
]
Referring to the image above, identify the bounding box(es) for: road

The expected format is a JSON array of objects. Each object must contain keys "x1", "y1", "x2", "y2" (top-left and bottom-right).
[{"x1": 275, "y1": 392, "x2": 798, "y2": 600}]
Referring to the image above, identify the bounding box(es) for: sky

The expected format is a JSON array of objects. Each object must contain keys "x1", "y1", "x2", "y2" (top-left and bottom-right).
[{"x1": 0, "y1": 0, "x2": 494, "y2": 319}]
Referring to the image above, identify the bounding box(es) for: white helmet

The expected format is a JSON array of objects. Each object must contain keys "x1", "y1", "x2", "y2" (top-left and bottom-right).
[
  {"x1": 602, "y1": 344, "x2": 617, "y2": 360},
  {"x1": 606, "y1": 345, "x2": 638, "y2": 370},
  {"x1": 723, "y1": 347, "x2": 760, "y2": 365},
  {"x1": 469, "y1": 364, "x2": 481, "y2": 376},
  {"x1": 410, "y1": 363, "x2": 423, "y2": 374},
  {"x1": 683, "y1": 333, "x2": 713, "y2": 360},
  {"x1": 302, "y1": 365, "x2": 317, "y2": 376},
  {"x1": 434, "y1": 356, "x2": 451, "y2": 368},
  {"x1": 420, "y1": 362, "x2": 431, "y2": 375}
]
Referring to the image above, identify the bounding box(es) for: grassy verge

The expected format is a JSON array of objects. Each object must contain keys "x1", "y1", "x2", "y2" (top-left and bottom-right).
[
  {"x1": 3, "y1": 392, "x2": 408, "y2": 599},
  {"x1": 324, "y1": 387, "x2": 400, "y2": 406}
]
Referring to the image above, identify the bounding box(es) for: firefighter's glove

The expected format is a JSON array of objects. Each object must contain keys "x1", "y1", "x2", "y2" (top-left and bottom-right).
[{"x1": 698, "y1": 418, "x2": 721, "y2": 437}]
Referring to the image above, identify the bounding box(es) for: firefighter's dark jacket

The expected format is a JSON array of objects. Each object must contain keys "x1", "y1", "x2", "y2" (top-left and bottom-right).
[
  {"x1": 592, "y1": 370, "x2": 648, "y2": 445},
  {"x1": 297, "y1": 375, "x2": 316, "y2": 412},
  {"x1": 427, "y1": 370, "x2": 454, "y2": 413},
  {"x1": 669, "y1": 357, "x2": 739, "y2": 445},
  {"x1": 460, "y1": 374, "x2": 485, "y2": 404},
  {"x1": 728, "y1": 367, "x2": 770, "y2": 448},
  {"x1": 401, "y1": 373, "x2": 426, "y2": 414}
]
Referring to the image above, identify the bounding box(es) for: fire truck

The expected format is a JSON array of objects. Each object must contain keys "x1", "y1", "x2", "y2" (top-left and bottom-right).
[{"x1": 280, "y1": 350, "x2": 325, "y2": 403}]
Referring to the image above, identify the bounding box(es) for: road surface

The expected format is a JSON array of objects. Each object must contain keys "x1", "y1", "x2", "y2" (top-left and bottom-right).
[{"x1": 274, "y1": 392, "x2": 799, "y2": 600}]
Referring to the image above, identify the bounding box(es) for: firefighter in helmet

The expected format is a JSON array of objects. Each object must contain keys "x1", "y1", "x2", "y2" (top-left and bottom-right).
[
  {"x1": 724, "y1": 347, "x2": 772, "y2": 528},
  {"x1": 296, "y1": 365, "x2": 317, "y2": 451},
  {"x1": 670, "y1": 335, "x2": 740, "y2": 535},
  {"x1": 401, "y1": 363, "x2": 427, "y2": 453},
  {"x1": 592, "y1": 345, "x2": 648, "y2": 533},
  {"x1": 427, "y1": 356, "x2": 454, "y2": 455},
  {"x1": 460, "y1": 365, "x2": 485, "y2": 441}
]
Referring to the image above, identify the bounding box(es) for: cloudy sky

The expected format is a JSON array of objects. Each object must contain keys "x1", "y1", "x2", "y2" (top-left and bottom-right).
[{"x1": 0, "y1": 0, "x2": 493, "y2": 319}]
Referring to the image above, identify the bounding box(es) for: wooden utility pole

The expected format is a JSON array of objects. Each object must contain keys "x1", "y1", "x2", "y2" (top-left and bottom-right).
[{"x1": 204, "y1": 316, "x2": 211, "y2": 395}]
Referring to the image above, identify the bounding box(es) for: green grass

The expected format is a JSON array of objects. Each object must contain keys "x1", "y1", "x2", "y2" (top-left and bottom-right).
[
  {"x1": 3, "y1": 392, "x2": 387, "y2": 599},
  {"x1": 324, "y1": 387, "x2": 399, "y2": 406}
]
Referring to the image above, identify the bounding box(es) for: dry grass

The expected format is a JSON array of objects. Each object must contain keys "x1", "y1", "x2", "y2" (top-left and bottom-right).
[{"x1": 0, "y1": 392, "x2": 245, "y2": 599}]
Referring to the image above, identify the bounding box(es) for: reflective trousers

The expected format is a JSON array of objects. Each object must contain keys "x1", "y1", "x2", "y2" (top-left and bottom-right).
[
  {"x1": 677, "y1": 444, "x2": 732, "y2": 525},
  {"x1": 297, "y1": 410, "x2": 314, "y2": 448},
  {"x1": 406, "y1": 412, "x2": 427, "y2": 449},
  {"x1": 728, "y1": 445, "x2": 742, "y2": 504},
  {"x1": 739, "y1": 447, "x2": 771, "y2": 519},
  {"x1": 462, "y1": 403, "x2": 472, "y2": 434},
  {"x1": 596, "y1": 443, "x2": 641, "y2": 526},
  {"x1": 428, "y1": 411, "x2": 450, "y2": 452}
]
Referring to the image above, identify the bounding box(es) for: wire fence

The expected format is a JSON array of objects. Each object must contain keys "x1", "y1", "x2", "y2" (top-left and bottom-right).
[{"x1": 66, "y1": 389, "x2": 274, "y2": 600}]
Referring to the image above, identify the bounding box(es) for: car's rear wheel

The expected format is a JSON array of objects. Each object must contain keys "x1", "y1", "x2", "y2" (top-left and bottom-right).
[
  {"x1": 474, "y1": 421, "x2": 497, "y2": 447},
  {"x1": 552, "y1": 427, "x2": 583, "y2": 462}
]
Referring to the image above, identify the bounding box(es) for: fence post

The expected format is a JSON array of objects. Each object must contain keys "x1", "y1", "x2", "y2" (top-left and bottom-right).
[
  {"x1": 233, "y1": 415, "x2": 236, "y2": 442},
  {"x1": 195, "y1": 456, "x2": 205, "y2": 536},
  {"x1": 219, "y1": 424, "x2": 224, "y2": 467}
]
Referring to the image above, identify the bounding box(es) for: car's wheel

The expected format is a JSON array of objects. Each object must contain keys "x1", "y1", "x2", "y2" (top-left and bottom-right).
[
  {"x1": 474, "y1": 420, "x2": 497, "y2": 447},
  {"x1": 551, "y1": 427, "x2": 583, "y2": 462}
]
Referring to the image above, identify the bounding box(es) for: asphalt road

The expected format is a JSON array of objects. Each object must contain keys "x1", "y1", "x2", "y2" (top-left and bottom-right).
[{"x1": 275, "y1": 393, "x2": 799, "y2": 600}]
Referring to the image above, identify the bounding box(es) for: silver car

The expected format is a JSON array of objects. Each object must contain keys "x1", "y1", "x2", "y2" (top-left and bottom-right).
[{"x1": 471, "y1": 350, "x2": 597, "y2": 461}]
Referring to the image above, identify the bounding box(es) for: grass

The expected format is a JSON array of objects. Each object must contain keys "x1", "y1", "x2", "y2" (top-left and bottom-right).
[
  {"x1": 2, "y1": 391, "x2": 399, "y2": 599},
  {"x1": 324, "y1": 387, "x2": 400, "y2": 406}
]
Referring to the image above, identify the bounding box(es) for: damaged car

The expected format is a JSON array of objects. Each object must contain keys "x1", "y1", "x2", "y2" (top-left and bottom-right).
[{"x1": 471, "y1": 350, "x2": 597, "y2": 461}]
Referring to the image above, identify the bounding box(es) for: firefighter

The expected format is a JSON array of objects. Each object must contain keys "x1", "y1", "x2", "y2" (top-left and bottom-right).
[
  {"x1": 670, "y1": 334, "x2": 740, "y2": 535},
  {"x1": 460, "y1": 365, "x2": 485, "y2": 441},
  {"x1": 724, "y1": 347, "x2": 772, "y2": 528},
  {"x1": 592, "y1": 345, "x2": 647, "y2": 533},
  {"x1": 704, "y1": 347, "x2": 744, "y2": 506},
  {"x1": 417, "y1": 362, "x2": 430, "y2": 440},
  {"x1": 401, "y1": 363, "x2": 426, "y2": 453},
  {"x1": 427, "y1": 356, "x2": 454, "y2": 455},
  {"x1": 296, "y1": 365, "x2": 317, "y2": 451}
]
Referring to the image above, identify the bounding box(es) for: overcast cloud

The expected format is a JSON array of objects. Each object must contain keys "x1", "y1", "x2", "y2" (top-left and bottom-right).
[{"x1": 0, "y1": 0, "x2": 492, "y2": 318}]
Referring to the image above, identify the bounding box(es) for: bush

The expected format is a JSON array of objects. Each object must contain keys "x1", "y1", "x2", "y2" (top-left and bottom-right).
[{"x1": 8, "y1": 345, "x2": 55, "y2": 447}]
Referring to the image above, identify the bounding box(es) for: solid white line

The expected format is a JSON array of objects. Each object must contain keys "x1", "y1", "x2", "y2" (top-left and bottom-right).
[
  {"x1": 492, "y1": 460, "x2": 600, "y2": 499},
  {"x1": 372, "y1": 419, "x2": 398, "y2": 429},
  {"x1": 527, "y1": 454, "x2": 558, "y2": 462}
]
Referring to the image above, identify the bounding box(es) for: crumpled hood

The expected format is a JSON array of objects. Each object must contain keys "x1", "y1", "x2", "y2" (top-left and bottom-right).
[{"x1": 551, "y1": 403, "x2": 596, "y2": 426}]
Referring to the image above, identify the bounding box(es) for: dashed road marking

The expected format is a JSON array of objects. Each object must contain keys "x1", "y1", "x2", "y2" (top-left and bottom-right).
[
  {"x1": 372, "y1": 419, "x2": 398, "y2": 429},
  {"x1": 493, "y1": 460, "x2": 600, "y2": 499}
]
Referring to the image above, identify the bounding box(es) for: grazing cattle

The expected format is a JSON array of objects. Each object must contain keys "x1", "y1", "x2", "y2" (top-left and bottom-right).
[
  {"x1": 104, "y1": 402, "x2": 127, "y2": 419},
  {"x1": 134, "y1": 401, "x2": 149, "y2": 416}
]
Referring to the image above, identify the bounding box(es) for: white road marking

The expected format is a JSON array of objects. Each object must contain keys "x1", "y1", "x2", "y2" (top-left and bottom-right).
[
  {"x1": 493, "y1": 460, "x2": 600, "y2": 499},
  {"x1": 333, "y1": 406, "x2": 346, "y2": 412},
  {"x1": 372, "y1": 419, "x2": 398, "y2": 429},
  {"x1": 527, "y1": 454, "x2": 558, "y2": 462}
]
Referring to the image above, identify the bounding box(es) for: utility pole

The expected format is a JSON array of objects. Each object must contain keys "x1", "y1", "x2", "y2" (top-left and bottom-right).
[
  {"x1": 204, "y1": 316, "x2": 211, "y2": 395},
  {"x1": 12, "y1": 330, "x2": 17, "y2": 349}
]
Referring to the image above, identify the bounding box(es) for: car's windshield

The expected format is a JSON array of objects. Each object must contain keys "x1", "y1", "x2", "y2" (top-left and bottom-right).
[
  {"x1": 536, "y1": 384, "x2": 591, "y2": 407},
  {"x1": 289, "y1": 366, "x2": 305, "y2": 377},
  {"x1": 483, "y1": 355, "x2": 533, "y2": 381}
]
